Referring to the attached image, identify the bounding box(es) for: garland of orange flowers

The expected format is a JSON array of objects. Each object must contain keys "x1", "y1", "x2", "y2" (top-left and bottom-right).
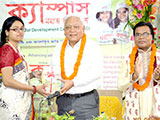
[
  {"x1": 129, "y1": 44, "x2": 156, "y2": 91},
  {"x1": 60, "y1": 33, "x2": 86, "y2": 80}
]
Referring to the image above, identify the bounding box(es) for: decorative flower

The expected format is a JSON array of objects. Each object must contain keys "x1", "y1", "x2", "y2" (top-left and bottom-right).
[
  {"x1": 126, "y1": 0, "x2": 160, "y2": 48},
  {"x1": 126, "y1": 0, "x2": 132, "y2": 5},
  {"x1": 137, "y1": 4, "x2": 143, "y2": 10},
  {"x1": 137, "y1": 13, "x2": 142, "y2": 19},
  {"x1": 132, "y1": 10, "x2": 137, "y2": 16},
  {"x1": 141, "y1": 0, "x2": 145, "y2": 4},
  {"x1": 133, "y1": 0, "x2": 140, "y2": 5},
  {"x1": 130, "y1": 44, "x2": 156, "y2": 91},
  {"x1": 149, "y1": 15, "x2": 156, "y2": 20},
  {"x1": 126, "y1": 0, "x2": 157, "y2": 29},
  {"x1": 151, "y1": 6, "x2": 157, "y2": 14}
]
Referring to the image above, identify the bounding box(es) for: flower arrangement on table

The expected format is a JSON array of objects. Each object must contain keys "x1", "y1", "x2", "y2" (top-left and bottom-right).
[{"x1": 125, "y1": 0, "x2": 160, "y2": 47}]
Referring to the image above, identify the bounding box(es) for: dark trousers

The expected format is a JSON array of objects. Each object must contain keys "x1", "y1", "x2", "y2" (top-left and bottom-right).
[{"x1": 56, "y1": 90, "x2": 99, "y2": 120}]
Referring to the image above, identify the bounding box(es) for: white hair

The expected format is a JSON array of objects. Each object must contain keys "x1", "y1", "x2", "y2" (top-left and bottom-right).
[{"x1": 64, "y1": 14, "x2": 84, "y2": 25}]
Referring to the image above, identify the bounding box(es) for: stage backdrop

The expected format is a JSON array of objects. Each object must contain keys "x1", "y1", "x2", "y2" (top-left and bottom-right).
[{"x1": 0, "y1": 0, "x2": 160, "y2": 90}]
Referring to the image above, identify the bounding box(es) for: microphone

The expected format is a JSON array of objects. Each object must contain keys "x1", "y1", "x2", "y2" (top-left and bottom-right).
[{"x1": 43, "y1": 91, "x2": 60, "y2": 101}]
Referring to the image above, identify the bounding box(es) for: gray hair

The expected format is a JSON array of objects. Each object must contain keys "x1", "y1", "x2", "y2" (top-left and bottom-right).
[{"x1": 64, "y1": 14, "x2": 84, "y2": 25}]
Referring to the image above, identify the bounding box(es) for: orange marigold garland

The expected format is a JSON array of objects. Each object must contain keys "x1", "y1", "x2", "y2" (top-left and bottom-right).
[
  {"x1": 129, "y1": 44, "x2": 156, "y2": 91},
  {"x1": 60, "y1": 33, "x2": 86, "y2": 80}
]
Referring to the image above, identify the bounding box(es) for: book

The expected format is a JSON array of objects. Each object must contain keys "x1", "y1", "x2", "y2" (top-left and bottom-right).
[{"x1": 41, "y1": 66, "x2": 61, "y2": 93}]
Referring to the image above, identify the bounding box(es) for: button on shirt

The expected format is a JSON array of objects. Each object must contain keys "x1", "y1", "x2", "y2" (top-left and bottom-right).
[{"x1": 50, "y1": 38, "x2": 103, "y2": 94}]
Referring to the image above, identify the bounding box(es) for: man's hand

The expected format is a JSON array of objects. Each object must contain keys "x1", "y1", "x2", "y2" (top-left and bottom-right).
[
  {"x1": 59, "y1": 79, "x2": 74, "y2": 95},
  {"x1": 133, "y1": 56, "x2": 142, "y2": 81},
  {"x1": 153, "y1": 64, "x2": 160, "y2": 81}
]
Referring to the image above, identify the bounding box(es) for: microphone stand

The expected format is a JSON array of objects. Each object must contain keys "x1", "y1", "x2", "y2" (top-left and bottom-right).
[
  {"x1": 48, "y1": 99, "x2": 55, "y2": 112},
  {"x1": 38, "y1": 99, "x2": 44, "y2": 120},
  {"x1": 38, "y1": 91, "x2": 60, "y2": 120}
]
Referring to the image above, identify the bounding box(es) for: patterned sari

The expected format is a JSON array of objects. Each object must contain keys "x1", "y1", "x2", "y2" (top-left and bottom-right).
[{"x1": 0, "y1": 44, "x2": 35, "y2": 120}]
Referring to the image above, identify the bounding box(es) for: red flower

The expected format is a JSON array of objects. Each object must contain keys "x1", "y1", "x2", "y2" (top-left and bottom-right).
[
  {"x1": 152, "y1": 0, "x2": 157, "y2": 5},
  {"x1": 149, "y1": 16, "x2": 156, "y2": 20},
  {"x1": 143, "y1": 0, "x2": 152, "y2": 6},
  {"x1": 154, "y1": 27, "x2": 157, "y2": 30},
  {"x1": 143, "y1": 0, "x2": 157, "y2": 7},
  {"x1": 133, "y1": 4, "x2": 138, "y2": 9}
]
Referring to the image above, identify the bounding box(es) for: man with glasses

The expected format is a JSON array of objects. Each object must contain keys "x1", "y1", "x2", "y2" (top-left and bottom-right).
[
  {"x1": 118, "y1": 22, "x2": 160, "y2": 119},
  {"x1": 50, "y1": 15, "x2": 103, "y2": 120}
]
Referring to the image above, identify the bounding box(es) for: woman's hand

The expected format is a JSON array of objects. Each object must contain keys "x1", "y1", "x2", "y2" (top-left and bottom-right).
[{"x1": 35, "y1": 84, "x2": 50, "y2": 97}]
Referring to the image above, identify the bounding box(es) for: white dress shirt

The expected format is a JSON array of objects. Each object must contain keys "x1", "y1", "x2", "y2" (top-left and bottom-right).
[{"x1": 50, "y1": 37, "x2": 103, "y2": 94}]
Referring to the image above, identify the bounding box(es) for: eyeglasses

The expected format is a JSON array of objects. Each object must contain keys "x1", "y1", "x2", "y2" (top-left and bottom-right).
[
  {"x1": 10, "y1": 27, "x2": 25, "y2": 32},
  {"x1": 135, "y1": 32, "x2": 151, "y2": 37},
  {"x1": 65, "y1": 25, "x2": 80, "y2": 30}
]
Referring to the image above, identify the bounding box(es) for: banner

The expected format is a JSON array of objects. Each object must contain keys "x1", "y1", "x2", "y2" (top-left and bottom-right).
[{"x1": 0, "y1": 0, "x2": 133, "y2": 90}]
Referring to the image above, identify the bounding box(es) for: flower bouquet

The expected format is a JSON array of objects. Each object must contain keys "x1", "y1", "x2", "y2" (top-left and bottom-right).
[
  {"x1": 126, "y1": 0, "x2": 157, "y2": 29},
  {"x1": 125, "y1": 0, "x2": 160, "y2": 47}
]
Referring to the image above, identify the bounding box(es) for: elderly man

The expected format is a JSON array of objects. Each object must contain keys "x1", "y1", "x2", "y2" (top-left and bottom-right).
[
  {"x1": 51, "y1": 15, "x2": 103, "y2": 120},
  {"x1": 118, "y1": 22, "x2": 160, "y2": 119}
]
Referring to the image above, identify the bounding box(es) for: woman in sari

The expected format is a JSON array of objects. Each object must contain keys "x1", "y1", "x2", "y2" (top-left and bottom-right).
[{"x1": 0, "y1": 16, "x2": 49, "y2": 120}]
